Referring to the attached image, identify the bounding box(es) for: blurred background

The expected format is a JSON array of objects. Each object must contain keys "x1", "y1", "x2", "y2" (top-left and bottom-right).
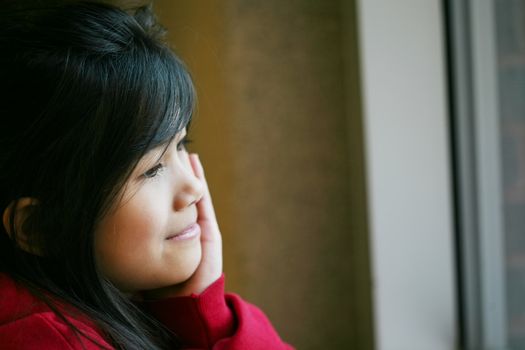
[
  {"x1": 154, "y1": 1, "x2": 373, "y2": 349},
  {"x1": 155, "y1": 1, "x2": 525, "y2": 349}
]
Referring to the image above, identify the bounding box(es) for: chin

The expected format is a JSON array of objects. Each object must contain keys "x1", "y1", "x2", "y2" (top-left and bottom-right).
[{"x1": 173, "y1": 246, "x2": 202, "y2": 283}]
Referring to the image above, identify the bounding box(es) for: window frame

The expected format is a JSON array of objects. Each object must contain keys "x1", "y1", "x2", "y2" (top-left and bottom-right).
[
  {"x1": 356, "y1": 1, "x2": 457, "y2": 349},
  {"x1": 446, "y1": 0, "x2": 508, "y2": 348}
]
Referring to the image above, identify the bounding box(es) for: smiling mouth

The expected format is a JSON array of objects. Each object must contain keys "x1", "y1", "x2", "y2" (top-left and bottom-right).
[{"x1": 166, "y1": 223, "x2": 200, "y2": 241}]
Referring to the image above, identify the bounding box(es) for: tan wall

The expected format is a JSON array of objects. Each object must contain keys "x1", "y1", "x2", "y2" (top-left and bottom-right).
[{"x1": 155, "y1": 1, "x2": 374, "y2": 348}]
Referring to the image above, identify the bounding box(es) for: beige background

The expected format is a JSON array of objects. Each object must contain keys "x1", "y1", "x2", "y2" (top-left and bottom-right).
[{"x1": 155, "y1": 1, "x2": 373, "y2": 348}]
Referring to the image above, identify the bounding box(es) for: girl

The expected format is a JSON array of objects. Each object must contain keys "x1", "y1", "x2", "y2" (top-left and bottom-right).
[{"x1": 0, "y1": 2, "x2": 293, "y2": 349}]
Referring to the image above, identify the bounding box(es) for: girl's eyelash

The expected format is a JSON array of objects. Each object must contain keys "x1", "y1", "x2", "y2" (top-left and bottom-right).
[
  {"x1": 142, "y1": 136, "x2": 192, "y2": 179},
  {"x1": 177, "y1": 136, "x2": 193, "y2": 151},
  {"x1": 143, "y1": 163, "x2": 164, "y2": 178}
]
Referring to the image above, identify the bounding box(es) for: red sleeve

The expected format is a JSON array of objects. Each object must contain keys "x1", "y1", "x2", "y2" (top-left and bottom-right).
[
  {"x1": 139, "y1": 274, "x2": 294, "y2": 350},
  {"x1": 0, "y1": 312, "x2": 113, "y2": 350}
]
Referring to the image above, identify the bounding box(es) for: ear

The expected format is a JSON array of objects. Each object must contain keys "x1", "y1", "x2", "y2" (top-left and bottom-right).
[{"x1": 2, "y1": 197, "x2": 41, "y2": 255}]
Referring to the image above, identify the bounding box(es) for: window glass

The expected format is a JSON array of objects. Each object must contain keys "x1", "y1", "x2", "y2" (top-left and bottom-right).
[{"x1": 496, "y1": 0, "x2": 525, "y2": 347}]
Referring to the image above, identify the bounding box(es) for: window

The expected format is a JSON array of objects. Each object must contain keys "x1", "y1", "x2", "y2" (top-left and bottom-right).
[{"x1": 448, "y1": 1, "x2": 525, "y2": 348}]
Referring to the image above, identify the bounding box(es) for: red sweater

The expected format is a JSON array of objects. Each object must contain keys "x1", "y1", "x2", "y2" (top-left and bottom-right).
[{"x1": 0, "y1": 273, "x2": 293, "y2": 349}]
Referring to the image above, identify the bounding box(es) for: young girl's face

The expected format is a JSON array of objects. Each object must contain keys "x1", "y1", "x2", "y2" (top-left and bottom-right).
[{"x1": 94, "y1": 128, "x2": 204, "y2": 293}]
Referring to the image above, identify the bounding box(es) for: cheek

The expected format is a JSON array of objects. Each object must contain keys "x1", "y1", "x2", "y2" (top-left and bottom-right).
[
  {"x1": 94, "y1": 197, "x2": 167, "y2": 286},
  {"x1": 99, "y1": 197, "x2": 164, "y2": 243}
]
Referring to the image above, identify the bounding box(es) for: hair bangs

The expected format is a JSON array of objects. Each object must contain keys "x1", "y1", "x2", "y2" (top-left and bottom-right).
[{"x1": 133, "y1": 48, "x2": 196, "y2": 155}]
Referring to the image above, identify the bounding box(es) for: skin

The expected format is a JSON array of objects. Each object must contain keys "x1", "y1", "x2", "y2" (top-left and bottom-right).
[{"x1": 94, "y1": 129, "x2": 223, "y2": 298}]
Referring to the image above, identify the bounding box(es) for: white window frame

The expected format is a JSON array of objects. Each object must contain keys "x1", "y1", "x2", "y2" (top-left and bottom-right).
[{"x1": 355, "y1": 1, "x2": 457, "y2": 349}]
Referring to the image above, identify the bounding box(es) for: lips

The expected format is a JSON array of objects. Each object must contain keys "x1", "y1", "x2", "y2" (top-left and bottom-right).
[{"x1": 166, "y1": 223, "x2": 199, "y2": 240}]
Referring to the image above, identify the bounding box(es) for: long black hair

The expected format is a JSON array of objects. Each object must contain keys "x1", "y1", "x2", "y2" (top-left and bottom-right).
[{"x1": 0, "y1": 2, "x2": 195, "y2": 349}]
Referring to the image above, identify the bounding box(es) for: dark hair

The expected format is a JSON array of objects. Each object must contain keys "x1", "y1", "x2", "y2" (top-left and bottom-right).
[{"x1": 0, "y1": 2, "x2": 195, "y2": 349}]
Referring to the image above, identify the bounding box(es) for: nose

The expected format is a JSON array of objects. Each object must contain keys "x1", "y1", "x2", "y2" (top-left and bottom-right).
[{"x1": 172, "y1": 163, "x2": 204, "y2": 212}]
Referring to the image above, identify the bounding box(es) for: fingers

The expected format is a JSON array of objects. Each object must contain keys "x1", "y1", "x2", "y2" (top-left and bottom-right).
[
  {"x1": 189, "y1": 154, "x2": 218, "y2": 227},
  {"x1": 188, "y1": 153, "x2": 223, "y2": 289}
]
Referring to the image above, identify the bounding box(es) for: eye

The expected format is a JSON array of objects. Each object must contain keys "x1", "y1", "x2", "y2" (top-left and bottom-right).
[
  {"x1": 143, "y1": 163, "x2": 164, "y2": 178},
  {"x1": 177, "y1": 136, "x2": 193, "y2": 151}
]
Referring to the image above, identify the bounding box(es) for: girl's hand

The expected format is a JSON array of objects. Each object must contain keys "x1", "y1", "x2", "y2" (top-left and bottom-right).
[{"x1": 176, "y1": 153, "x2": 223, "y2": 295}]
